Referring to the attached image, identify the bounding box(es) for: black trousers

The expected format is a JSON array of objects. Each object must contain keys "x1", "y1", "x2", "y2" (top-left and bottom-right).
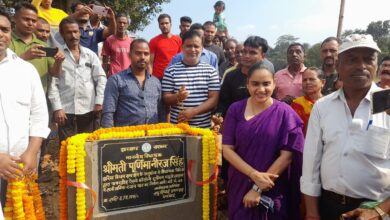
[
  {"x1": 58, "y1": 111, "x2": 100, "y2": 142},
  {"x1": 319, "y1": 189, "x2": 369, "y2": 220}
]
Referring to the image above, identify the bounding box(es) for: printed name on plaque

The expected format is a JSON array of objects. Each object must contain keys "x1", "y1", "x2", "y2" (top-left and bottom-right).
[{"x1": 98, "y1": 137, "x2": 188, "y2": 212}]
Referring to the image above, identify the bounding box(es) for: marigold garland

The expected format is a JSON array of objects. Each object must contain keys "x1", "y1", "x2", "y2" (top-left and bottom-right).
[
  {"x1": 4, "y1": 164, "x2": 46, "y2": 220},
  {"x1": 59, "y1": 140, "x2": 68, "y2": 220},
  {"x1": 60, "y1": 123, "x2": 219, "y2": 220}
]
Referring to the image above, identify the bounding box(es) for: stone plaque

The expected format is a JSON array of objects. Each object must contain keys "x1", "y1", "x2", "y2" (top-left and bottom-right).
[{"x1": 98, "y1": 137, "x2": 188, "y2": 212}]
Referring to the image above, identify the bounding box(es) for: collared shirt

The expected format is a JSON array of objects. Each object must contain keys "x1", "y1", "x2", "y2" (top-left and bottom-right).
[
  {"x1": 301, "y1": 83, "x2": 390, "y2": 201},
  {"x1": 101, "y1": 68, "x2": 161, "y2": 128},
  {"x1": 9, "y1": 32, "x2": 54, "y2": 92},
  {"x1": 0, "y1": 49, "x2": 50, "y2": 156},
  {"x1": 48, "y1": 45, "x2": 107, "y2": 115},
  {"x1": 169, "y1": 48, "x2": 218, "y2": 71},
  {"x1": 275, "y1": 65, "x2": 306, "y2": 100},
  {"x1": 79, "y1": 24, "x2": 105, "y2": 55},
  {"x1": 204, "y1": 44, "x2": 226, "y2": 66}
]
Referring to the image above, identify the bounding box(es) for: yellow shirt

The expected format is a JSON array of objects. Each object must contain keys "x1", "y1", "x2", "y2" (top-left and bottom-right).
[{"x1": 31, "y1": 0, "x2": 68, "y2": 30}]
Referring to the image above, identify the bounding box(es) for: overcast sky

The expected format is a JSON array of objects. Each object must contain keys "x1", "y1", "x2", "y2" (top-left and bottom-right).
[{"x1": 138, "y1": 0, "x2": 390, "y2": 47}]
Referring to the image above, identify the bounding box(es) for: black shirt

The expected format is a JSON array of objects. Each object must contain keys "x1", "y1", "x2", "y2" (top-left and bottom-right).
[{"x1": 217, "y1": 68, "x2": 249, "y2": 117}]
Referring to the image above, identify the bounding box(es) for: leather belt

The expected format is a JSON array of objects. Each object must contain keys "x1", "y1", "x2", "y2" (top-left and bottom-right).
[{"x1": 321, "y1": 189, "x2": 368, "y2": 206}]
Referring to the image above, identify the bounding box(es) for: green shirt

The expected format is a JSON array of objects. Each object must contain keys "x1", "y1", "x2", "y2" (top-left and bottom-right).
[{"x1": 9, "y1": 32, "x2": 55, "y2": 92}]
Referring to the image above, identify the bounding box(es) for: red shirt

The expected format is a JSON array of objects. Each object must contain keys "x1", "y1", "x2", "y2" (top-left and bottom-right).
[
  {"x1": 149, "y1": 34, "x2": 181, "y2": 80},
  {"x1": 102, "y1": 35, "x2": 133, "y2": 77}
]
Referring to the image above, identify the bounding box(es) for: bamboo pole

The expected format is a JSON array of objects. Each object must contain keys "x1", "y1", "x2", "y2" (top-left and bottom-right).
[{"x1": 337, "y1": 0, "x2": 346, "y2": 39}]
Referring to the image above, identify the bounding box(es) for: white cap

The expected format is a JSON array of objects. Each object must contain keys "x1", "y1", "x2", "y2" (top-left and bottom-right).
[{"x1": 338, "y1": 34, "x2": 381, "y2": 54}]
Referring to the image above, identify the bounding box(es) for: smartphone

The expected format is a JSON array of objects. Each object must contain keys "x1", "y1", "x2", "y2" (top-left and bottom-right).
[
  {"x1": 371, "y1": 88, "x2": 390, "y2": 114},
  {"x1": 40, "y1": 47, "x2": 58, "y2": 57},
  {"x1": 259, "y1": 195, "x2": 274, "y2": 213},
  {"x1": 91, "y1": 5, "x2": 108, "y2": 16}
]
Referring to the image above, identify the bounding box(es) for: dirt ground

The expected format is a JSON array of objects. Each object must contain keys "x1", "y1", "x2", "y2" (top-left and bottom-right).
[
  {"x1": 38, "y1": 134, "x2": 60, "y2": 220},
  {"x1": 38, "y1": 134, "x2": 228, "y2": 220}
]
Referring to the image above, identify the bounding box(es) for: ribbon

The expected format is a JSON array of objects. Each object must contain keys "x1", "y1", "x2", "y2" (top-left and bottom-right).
[
  {"x1": 187, "y1": 160, "x2": 218, "y2": 186},
  {"x1": 67, "y1": 180, "x2": 97, "y2": 220}
]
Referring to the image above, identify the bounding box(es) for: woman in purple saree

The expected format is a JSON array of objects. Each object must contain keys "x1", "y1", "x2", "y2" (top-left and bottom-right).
[{"x1": 222, "y1": 64, "x2": 304, "y2": 220}]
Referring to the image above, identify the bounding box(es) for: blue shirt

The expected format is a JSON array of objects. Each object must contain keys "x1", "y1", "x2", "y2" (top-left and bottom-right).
[
  {"x1": 79, "y1": 27, "x2": 104, "y2": 55},
  {"x1": 169, "y1": 48, "x2": 218, "y2": 71},
  {"x1": 101, "y1": 68, "x2": 161, "y2": 128}
]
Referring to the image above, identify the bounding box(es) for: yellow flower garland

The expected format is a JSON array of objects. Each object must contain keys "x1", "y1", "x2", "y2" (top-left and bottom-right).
[
  {"x1": 4, "y1": 165, "x2": 46, "y2": 220},
  {"x1": 61, "y1": 123, "x2": 218, "y2": 220}
]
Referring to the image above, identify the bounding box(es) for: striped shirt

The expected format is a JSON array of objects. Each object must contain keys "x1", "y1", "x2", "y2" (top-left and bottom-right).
[{"x1": 162, "y1": 62, "x2": 220, "y2": 128}]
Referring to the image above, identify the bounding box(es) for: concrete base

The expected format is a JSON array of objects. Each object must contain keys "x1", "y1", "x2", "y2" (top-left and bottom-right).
[{"x1": 67, "y1": 135, "x2": 211, "y2": 220}]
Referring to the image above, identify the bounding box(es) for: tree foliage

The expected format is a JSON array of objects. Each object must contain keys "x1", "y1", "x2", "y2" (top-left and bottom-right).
[
  {"x1": 106, "y1": 0, "x2": 170, "y2": 31},
  {"x1": 304, "y1": 43, "x2": 321, "y2": 68},
  {"x1": 342, "y1": 20, "x2": 390, "y2": 58},
  {"x1": 3, "y1": 0, "x2": 170, "y2": 31},
  {"x1": 268, "y1": 35, "x2": 300, "y2": 71}
]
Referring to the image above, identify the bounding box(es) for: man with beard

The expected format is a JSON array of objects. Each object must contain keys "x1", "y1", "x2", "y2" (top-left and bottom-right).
[
  {"x1": 302, "y1": 34, "x2": 390, "y2": 220},
  {"x1": 102, "y1": 39, "x2": 161, "y2": 127},
  {"x1": 378, "y1": 56, "x2": 390, "y2": 88},
  {"x1": 149, "y1": 14, "x2": 181, "y2": 81},
  {"x1": 320, "y1": 37, "x2": 340, "y2": 95},
  {"x1": 203, "y1": 21, "x2": 225, "y2": 66},
  {"x1": 10, "y1": 2, "x2": 64, "y2": 92},
  {"x1": 179, "y1": 16, "x2": 191, "y2": 38},
  {"x1": 48, "y1": 17, "x2": 106, "y2": 142},
  {"x1": 102, "y1": 13, "x2": 133, "y2": 77},
  {"x1": 275, "y1": 43, "x2": 306, "y2": 104},
  {"x1": 34, "y1": 17, "x2": 51, "y2": 43},
  {"x1": 218, "y1": 38, "x2": 237, "y2": 79}
]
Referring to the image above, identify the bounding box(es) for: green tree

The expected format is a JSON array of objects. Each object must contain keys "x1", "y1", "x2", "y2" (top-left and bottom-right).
[
  {"x1": 304, "y1": 42, "x2": 321, "y2": 68},
  {"x1": 366, "y1": 20, "x2": 390, "y2": 40},
  {"x1": 4, "y1": 0, "x2": 170, "y2": 31},
  {"x1": 46, "y1": 0, "x2": 170, "y2": 32},
  {"x1": 107, "y1": 0, "x2": 170, "y2": 31},
  {"x1": 268, "y1": 35, "x2": 300, "y2": 71},
  {"x1": 341, "y1": 28, "x2": 366, "y2": 39}
]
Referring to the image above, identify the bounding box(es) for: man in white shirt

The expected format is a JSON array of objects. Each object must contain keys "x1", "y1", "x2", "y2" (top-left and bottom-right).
[
  {"x1": 0, "y1": 9, "x2": 49, "y2": 205},
  {"x1": 301, "y1": 34, "x2": 390, "y2": 219},
  {"x1": 48, "y1": 17, "x2": 106, "y2": 142}
]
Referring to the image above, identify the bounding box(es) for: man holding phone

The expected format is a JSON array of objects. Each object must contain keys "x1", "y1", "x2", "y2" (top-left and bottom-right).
[
  {"x1": 9, "y1": 2, "x2": 64, "y2": 92},
  {"x1": 69, "y1": 1, "x2": 116, "y2": 55},
  {"x1": 301, "y1": 34, "x2": 390, "y2": 219},
  {"x1": 48, "y1": 17, "x2": 106, "y2": 142}
]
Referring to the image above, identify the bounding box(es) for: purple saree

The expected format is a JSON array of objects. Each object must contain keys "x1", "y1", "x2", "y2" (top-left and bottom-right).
[{"x1": 222, "y1": 99, "x2": 304, "y2": 220}]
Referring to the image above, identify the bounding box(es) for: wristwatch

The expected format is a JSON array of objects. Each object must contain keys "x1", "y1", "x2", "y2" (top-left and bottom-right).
[
  {"x1": 374, "y1": 206, "x2": 389, "y2": 220},
  {"x1": 252, "y1": 184, "x2": 262, "y2": 193}
]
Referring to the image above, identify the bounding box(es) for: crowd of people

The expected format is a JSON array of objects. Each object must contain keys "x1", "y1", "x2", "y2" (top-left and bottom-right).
[{"x1": 0, "y1": 0, "x2": 389, "y2": 220}]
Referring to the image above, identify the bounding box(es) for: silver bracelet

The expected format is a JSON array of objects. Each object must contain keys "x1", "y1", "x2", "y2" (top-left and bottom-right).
[{"x1": 252, "y1": 184, "x2": 262, "y2": 193}]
